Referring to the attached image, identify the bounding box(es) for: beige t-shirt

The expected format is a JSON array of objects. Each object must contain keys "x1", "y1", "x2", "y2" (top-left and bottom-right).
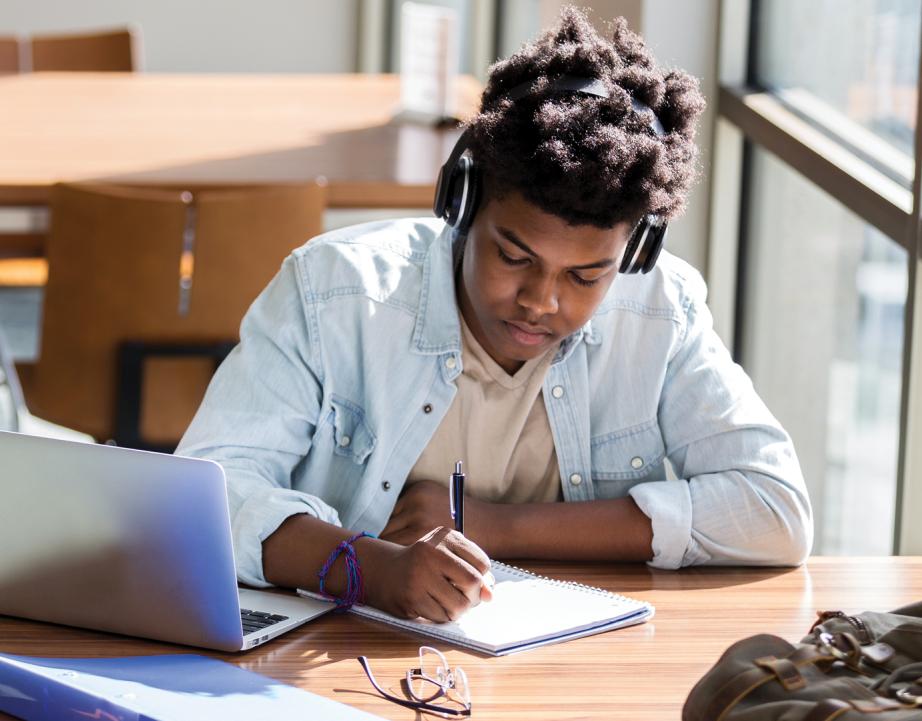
[{"x1": 407, "y1": 315, "x2": 562, "y2": 503}]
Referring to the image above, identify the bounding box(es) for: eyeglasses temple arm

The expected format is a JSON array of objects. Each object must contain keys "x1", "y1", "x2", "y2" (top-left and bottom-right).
[{"x1": 356, "y1": 656, "x2": 471, "y2": 717}]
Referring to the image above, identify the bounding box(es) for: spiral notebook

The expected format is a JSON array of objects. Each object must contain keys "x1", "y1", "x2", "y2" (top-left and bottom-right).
[{"x1": 299, "y1": 562, "x2": 653, "y2": 656}]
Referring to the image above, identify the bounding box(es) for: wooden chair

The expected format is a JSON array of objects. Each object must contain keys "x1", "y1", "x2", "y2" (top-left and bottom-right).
[
  {"x1": 29, "y1": 27, "x2": 136, "y2": 72},
  {"x1": 0, "y1": 36, "x2": 21, "y2": 73},
  {"x1": 21, "y1": 182, "x2": 326, "y2": 449}
]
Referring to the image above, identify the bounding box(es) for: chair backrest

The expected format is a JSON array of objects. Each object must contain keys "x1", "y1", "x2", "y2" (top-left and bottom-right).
[
  {"x1": 30, "y1": 27, "x2": 135, "y2": 72},
  {"x1": 0, "y1": 36, "x2": 21, "y2": 74},
  {"x1": 24, "y1": 182, "x2": 326, "y2": 446}
]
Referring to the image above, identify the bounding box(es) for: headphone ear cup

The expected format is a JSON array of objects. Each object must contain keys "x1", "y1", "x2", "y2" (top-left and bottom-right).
[
  {"x1": 454, "y1": 156, "x2": 481, "y2": 233},
  {"x1": 433, "y1": 163, "x2": 452, "y2": 220},
  {"x1": 437, "y1": 154, "x2": 473, "y2": 229},
  {"x1": 433, "y1": 128, "x2": 478, "y2": 230},
  {"x1": 619, "y1": 217, "x2": 667, "y2": 274},
  {"x1": 433, "y1": 154, "x2": 467, "y2": 226},
  {"x1": 619, "y1": 221, "x2": 646, "y2": 274},
  {"x1": 640, "y1": 223, "x2": 667, "y2": 273}
]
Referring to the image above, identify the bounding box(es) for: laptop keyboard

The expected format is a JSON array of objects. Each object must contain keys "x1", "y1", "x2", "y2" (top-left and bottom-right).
[{"x1": 240, "y1": 608, "x2": 289, "y2": 635}]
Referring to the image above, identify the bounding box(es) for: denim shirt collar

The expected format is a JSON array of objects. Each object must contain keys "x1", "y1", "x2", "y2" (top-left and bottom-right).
[
  {"x1": 411, "y1": 223, "x2": 600, "y2": 361},
  {"x1": 411, "y1": 224, "x2": 463, "y2": 356}
]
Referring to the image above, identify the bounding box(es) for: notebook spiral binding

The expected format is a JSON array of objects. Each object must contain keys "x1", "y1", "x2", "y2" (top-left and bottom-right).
[{"x1": 494, "y1": 562, "x2": 633, "y2": 603}]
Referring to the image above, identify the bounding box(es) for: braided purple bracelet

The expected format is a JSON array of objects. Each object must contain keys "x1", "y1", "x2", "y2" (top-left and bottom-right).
[{"x1": 317, "y1": 531, "x2": 374, "y2": 611}]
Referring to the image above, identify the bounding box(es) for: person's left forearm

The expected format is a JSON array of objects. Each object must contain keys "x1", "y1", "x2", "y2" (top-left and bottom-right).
[
  {"x1": 380, "y1": 480, "x2": 653, "y2": 561},
  {"x1": 483, "y1": 496, "x2": 653, "y2": 561}
]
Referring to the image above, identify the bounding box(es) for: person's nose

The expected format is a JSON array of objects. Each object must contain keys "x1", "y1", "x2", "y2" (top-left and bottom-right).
[{"x1": 517, "y1": 270, "x2": 558, "y2": 318}]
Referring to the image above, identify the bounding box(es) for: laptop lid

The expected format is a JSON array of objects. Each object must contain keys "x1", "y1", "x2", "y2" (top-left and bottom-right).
[{"x1": 0, "y1": 430, "x2": 246, "y2": 651}]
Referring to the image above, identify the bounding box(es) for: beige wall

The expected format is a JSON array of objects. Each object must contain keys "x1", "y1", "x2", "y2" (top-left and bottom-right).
[{"x1": 1, "y1": 0, "x2": 359, "y2": 73}]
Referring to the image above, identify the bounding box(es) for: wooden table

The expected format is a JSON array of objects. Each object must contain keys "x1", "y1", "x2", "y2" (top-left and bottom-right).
[
  {"x1": 0, "y1": 73, "x2": 481, "y2": 208},
  {"x1": 0, "y1": 557, "x2": 918, "y2": 720}
]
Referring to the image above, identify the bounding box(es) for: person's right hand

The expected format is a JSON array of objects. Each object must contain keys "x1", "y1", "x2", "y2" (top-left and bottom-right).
[{"x1": 361, "y1": 527, "x2": 494, "y2": 622}]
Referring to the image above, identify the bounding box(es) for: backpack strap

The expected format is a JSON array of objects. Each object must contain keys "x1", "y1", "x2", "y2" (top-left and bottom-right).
[{"x1": 702, "y1": 645, "x2": 841, "y2": 721}]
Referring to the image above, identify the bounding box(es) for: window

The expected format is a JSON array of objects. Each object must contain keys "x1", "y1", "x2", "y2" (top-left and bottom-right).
[
  {"x1": 717, "y1": 1, "x2": 922, "y2": 554},
  {"x1": 741, "y1": 148, "x2": 906, "y2": 554},
  {"x1": 755, "y1": 0, "x2": 920, "y2": 171}
]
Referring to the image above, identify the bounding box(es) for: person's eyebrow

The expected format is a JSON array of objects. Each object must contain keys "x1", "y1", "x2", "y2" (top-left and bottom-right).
[{"x1": 496, "y1": 226, "x2": 617, "y2": 271}]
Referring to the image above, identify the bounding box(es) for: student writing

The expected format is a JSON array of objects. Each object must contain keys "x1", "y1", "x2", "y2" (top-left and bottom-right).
[{"x1": 177, "y1": 8, "x2": 813, "y2": 624}]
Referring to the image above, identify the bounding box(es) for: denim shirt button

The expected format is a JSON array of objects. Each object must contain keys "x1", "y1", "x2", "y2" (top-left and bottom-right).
[
  {"x1": 338, "y1": 435, "x2": 351, "y2": 447},
  {"x1": 551, "y1": 385, "x2": 564, "y2": 399},
  {"x1": 445, "y1": 357, "x2": 457, "y2": 370},
  {"x1": 382, "y1": 480, "x2": 392, "y2": 491},
  {"x1": 423, "y1": 403, "x2": 433, "y2": 414},
  {"x1": 631, "y1": 456, "x2": 644, "y2": 469},
  {"x1": 569, "y1": 473, "x2": 582, "y2": 486}
]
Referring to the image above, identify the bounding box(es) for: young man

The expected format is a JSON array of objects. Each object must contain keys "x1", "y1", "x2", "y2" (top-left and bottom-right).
[{"x1": 178, "y1": 9, "x2": 812, "y2": 622}]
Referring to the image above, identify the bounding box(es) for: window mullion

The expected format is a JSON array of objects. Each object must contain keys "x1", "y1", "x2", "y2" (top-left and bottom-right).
[
  {"x1": 718, "y1": 85, "x2": 913, "y2": 245},
  {"x1": 894, "y1": 14, "x2": 922, "y2": 554}
]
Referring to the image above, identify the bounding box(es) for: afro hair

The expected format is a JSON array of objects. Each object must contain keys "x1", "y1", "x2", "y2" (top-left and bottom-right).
[{"x1": 465, "y1": 5, "x2": 705, "y2": 228}]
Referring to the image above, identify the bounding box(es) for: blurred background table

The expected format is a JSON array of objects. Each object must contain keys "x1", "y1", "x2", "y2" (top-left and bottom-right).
[
  {"x1": 0, "y1": 72, "x2": 481, "y2": 208},
  {"x1": 1, "y1": 557, "x2": 919, "y2": 720}
]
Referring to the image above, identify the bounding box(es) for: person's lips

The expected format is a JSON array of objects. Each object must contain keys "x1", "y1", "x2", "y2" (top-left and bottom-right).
[{"x1": 505, "y1": 320, "x2": 552, "y2": 346}]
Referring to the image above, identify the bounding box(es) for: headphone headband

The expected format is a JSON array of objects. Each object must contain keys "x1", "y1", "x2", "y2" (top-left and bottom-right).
[
  {"x1": 503, "y1": 76, "x2": 665, "y2": 137},
  {"x1": 505, "y1": 76, "x2": 609, "y2": 102}
]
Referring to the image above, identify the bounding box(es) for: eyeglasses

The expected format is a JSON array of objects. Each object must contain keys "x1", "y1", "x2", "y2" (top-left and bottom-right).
[{"x1": 358, "y1": 646, "x2": 472, "y2": 717}]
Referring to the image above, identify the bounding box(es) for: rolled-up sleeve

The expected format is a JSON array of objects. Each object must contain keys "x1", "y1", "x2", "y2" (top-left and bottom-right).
[
  {"x1": 629, "y1": 272, "x2": 813, "y2": 569},
  {"x1": 177, "y1": 256, "x2": 339, "y2": 587}
]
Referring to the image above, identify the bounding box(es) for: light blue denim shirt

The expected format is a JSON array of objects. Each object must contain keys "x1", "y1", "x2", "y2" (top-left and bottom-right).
[{"x1": 177, "y1": 218, "x2": 813, "y2": 587}]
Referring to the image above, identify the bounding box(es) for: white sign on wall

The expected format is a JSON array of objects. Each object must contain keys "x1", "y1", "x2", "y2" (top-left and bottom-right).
[{"x1": 398, "y1": 2, "x2": 459, "y2": 123}]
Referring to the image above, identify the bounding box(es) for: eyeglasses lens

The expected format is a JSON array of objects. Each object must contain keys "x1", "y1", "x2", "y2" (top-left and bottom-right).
[
  {"x1": 447, "y1": 666, "x2": 470, "y2": 707},
  {"x1": 419, "y1": 646, "x2": 469, "y2": 709},
  {"x1": 408, "y1": 646, "x2": 448, "y2": 702}
]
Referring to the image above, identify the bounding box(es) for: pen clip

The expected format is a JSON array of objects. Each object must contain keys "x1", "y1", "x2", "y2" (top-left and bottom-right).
[{"x1": 449, "y1": 460, "x2": 462, "y2": 523}]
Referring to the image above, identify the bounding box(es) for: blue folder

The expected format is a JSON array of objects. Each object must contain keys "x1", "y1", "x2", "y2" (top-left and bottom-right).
[{"x1": 0, "y1": 652, "x2": 384, "y2": 721}]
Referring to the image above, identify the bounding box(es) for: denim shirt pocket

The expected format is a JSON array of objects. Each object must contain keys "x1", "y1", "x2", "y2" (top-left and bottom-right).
[
  {"x1": 590, "y1": 420, "x2": 666, "y2": 497},
  {"x1": 328, "y1": 394, "x2": 377, "y2": 465}
]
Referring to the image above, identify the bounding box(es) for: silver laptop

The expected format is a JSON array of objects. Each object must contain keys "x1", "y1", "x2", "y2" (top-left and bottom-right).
[{"x1": 0, "y1": 430, "x2": 332, "y2": 651}]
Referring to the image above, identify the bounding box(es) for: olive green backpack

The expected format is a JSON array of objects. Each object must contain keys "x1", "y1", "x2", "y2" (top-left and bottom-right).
[{"x1": 683, "y1": 602, "x2": 922, "y2": 721}]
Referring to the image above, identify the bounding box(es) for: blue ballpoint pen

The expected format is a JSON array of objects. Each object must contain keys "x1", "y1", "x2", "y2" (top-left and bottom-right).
[{"x1": 449, "y1": 460, "x2": 465, "y2": 534}]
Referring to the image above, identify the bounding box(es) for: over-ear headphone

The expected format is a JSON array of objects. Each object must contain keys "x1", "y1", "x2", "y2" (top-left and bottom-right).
[{"x1": 433, "y1": 75, "x2": 668, "y2": 274}]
